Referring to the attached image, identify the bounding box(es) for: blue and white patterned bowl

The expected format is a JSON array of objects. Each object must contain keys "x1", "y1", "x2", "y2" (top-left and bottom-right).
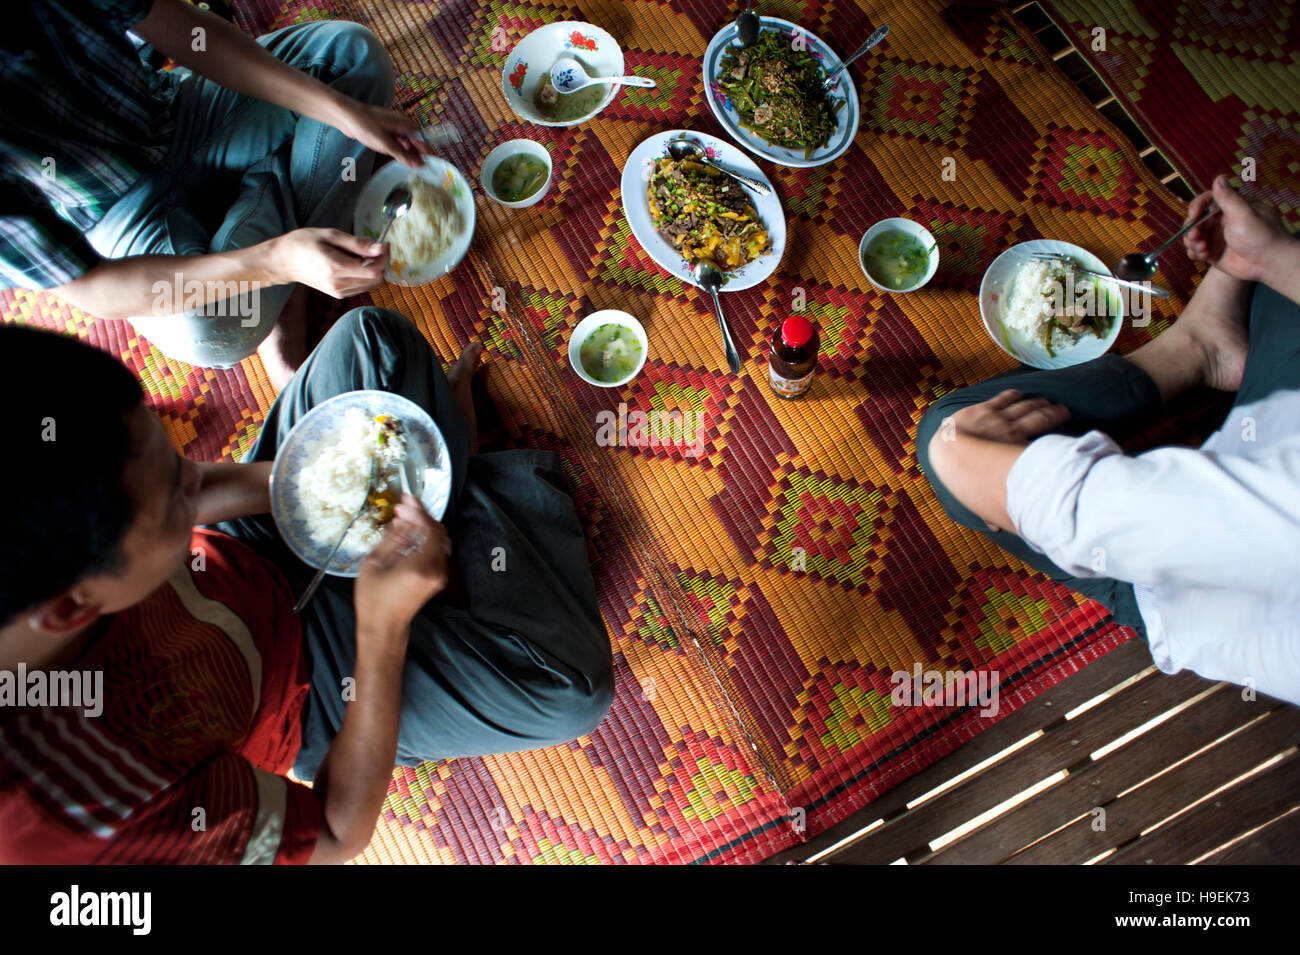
[
  {"x1": 702, "y1": 17, "x2": 861, "y2": 168},
  {"x1": 620, "y1": 130, "x2": 785, "y2": 292},
  {"x1": 270, "y1": 390, "x2": 453, "y2": 577}
]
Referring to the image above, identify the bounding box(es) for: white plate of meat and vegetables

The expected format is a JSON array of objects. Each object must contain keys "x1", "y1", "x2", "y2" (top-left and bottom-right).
[
  {"x1": 703, "y1": 17, "x2": 861, "y2": 168},
  {"x1": 620, "y1": 130, "x2": 785, "y2": 292}
]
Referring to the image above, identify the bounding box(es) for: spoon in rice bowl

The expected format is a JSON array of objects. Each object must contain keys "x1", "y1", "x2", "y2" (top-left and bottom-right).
[{"x1": 364, "y1": 184, "x2": 412, "y2": 265}]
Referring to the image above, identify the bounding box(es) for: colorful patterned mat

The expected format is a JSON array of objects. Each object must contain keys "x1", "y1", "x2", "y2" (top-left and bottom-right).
[
  {"x1": 1037, "y1": 0, "x2": 1300, "y2": 230},
  {"x1": 3, "y1": 0, "x2": 1212, "y2": 864}
]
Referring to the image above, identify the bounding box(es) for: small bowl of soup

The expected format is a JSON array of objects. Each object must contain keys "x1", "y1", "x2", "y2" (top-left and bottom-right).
[
  {"x1": 480, "y1": 139, "x2": 553, "y2": 208},
  {"x1": 859, "y1": 218, "x2": 939, "y2": 293},
  {"x1": 569, "y1": 310, "x2": 647, "y2": 388}
]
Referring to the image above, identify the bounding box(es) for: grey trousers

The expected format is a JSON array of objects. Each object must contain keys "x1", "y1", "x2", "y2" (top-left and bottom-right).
[
  {"x1": 916, "y1": 278, "x2": 1300, "y2": 636},
  {"x1": 86, "y1": 21, "x2": 393, "y2": 368},
  {"x1": 219, "y1": 308, "x2": 614, "y2": 780}
]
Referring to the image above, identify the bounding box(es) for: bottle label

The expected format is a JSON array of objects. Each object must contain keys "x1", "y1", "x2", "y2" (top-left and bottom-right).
[{"x1": 769, "y1": 363, "x2": 813, "y2": 397}]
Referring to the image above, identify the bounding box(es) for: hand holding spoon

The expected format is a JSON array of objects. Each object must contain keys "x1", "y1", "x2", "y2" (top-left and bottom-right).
[
  {"x1": 667, "y1": 138, "x2": 771, "y2": 196},
  {"x1": 550, "y1": 56, "x2": 656, "y2": 93},
  {"x1": 1115, "y1": 203, "x2": 1217, "y2": 281},
  {"x1": 695, "y1": 263, "x2": 741, "y2": 374}
]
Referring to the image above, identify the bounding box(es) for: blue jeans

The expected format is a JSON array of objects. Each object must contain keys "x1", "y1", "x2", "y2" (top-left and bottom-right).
[{"x1": 85, "y1": 21, "x2": 393, "y2": 368}]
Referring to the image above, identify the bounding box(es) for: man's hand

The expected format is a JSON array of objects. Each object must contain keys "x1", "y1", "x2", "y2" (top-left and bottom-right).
[
  {"x1": 928, "y1": 390, "x2": 1070, "y2": 533},
  {"x1": 1184, "y1": 175, "x2": 1289, "y2": 282},
  {"x1": 939, "y1": 389, "x2": 1071, "y2": 446},
  {"x1": 330, "y1": 101, "x2": 432, "y2": 169},
  {"x1": 265, "y1": 228, "x2": 389, "y2": 297},
  {"x1": 353, "y1": 496, "x2": 449, "y2": 638}
]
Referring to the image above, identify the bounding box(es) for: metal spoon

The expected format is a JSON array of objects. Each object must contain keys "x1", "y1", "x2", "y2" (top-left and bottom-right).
[
  {"x1": 667, "y1": 138, "x2": 771, "y2": 197},
  {"x1": 694, "y1": 263, "x2": 741, "y2": 374},
  {"x1": 294, "y1": 455, "x2": 379, "y2": 613},
  {"x1": 549, "y1": 55, "x2": 656, "y2": 93},
  {"x1": 1115, "y1": 204, "x2": 1217, "y2": 281},
  {"x1": 822, "y1": 24, "x2": 889, "y2": 91},
  {"x1": 736, "y1": 0, "x2": 760, "y2": 47},
  {"x1": 375, "y1": 184, "x2": 412, "y2": 245},
  {"x1": 1029, "y1": 252, "x2": 1172, "y2": 299}
]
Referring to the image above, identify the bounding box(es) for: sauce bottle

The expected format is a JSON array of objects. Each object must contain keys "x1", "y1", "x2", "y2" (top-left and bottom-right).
[{"x1": 768, "y1": 314, "x2": 819, "y2": 398}]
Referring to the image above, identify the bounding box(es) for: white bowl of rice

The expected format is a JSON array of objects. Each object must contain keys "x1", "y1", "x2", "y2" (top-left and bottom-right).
[
  {"x1": 271, "y1": 390, "x2": 453, "y2": 576},
  {"x1": 979, "y1": 239, "x2": 1124, "y2": 370},
  {"x1": 354, "y1": 158, "x2": 476, "y2": 286}
]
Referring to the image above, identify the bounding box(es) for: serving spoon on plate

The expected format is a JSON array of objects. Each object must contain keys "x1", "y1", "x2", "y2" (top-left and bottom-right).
[
  {"x1": 667, "y1": 138, "x2": 771, "y2": 196},
  {"x1": 822, "y1": 24, "x2": 890, "y2": 91},
  {"x1": 550, "y1": 56, "x2": 657, "y2": 93}
]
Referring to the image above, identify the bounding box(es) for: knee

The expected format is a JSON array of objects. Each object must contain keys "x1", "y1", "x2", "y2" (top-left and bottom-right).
[
  {"x1": 318, "y1": 22, "x2": 395, "y2": 106},
  {"x1": 337, "y1": 305, "x2": 420, "y2": 349},
  {"x1": 915, "y1": 392, "x2": 965, "y2": 484},
  {"x1": 540, "y1": 660, "x2": 615, "y2": 742}
]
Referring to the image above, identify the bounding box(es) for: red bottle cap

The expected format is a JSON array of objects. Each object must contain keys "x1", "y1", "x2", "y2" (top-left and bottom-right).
[{"x1": 781, "y1": 314, "x2": 814, "y2": 348}]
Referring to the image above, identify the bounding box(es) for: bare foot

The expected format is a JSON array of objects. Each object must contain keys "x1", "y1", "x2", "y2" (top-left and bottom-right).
[
  {"x1": 257, "y1": 285, "x2": 311, "y2": 392},
  {"x1": 1127, "y1": 266, "x2": 1251, "y2": 400},
  {"x1": 1178, "y1": 267, "x2": 1252, "y2": 392},
  {"x1": 447, "y1": 341, "x2": 483, "y2": 453}
]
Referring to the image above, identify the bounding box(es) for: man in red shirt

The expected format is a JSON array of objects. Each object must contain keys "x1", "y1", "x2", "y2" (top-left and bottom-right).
[{"x1": 0, "y1": 309, "x2": 613, "y2": 863}]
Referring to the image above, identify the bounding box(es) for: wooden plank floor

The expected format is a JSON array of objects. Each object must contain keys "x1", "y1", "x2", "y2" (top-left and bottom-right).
[{"x1": 765, "y1": 639, "x2": 1300, "y2": 864}]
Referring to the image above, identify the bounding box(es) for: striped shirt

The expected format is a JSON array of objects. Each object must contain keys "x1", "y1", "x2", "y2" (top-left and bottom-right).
[
  {"x1": 1, "y1": 0, "x2": 178, "y2": 289},
  {"x1": 0, "y1": 529, "x2": 321, "y2": 864}
]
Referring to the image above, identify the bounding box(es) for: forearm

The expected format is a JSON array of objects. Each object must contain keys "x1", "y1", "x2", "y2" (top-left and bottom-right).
[
  {"x1": 928, "y1": 430, "x2": 1026, "y2": 533},
  {"x1": 1260, "y1": 234, "x2": 1300, "y2": 305},
  {"x1": 134, "y1": 0, "x2": 350, "y2": 128},
  {"x1": 308, "y1": 621, "x2": 408, "y2": 864},
  {"x1": 48, "y1": 243, "x2": 282, "y2": 322},
  {"x1": 195, "y1": 461, "x2": 272, "y2": 524}
]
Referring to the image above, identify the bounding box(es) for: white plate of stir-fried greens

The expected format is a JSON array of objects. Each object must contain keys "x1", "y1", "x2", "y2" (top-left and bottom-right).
[
  {"x1": 620, "y1": 130, "x2": 785, "y2": 292},
  {"x1": 704, "y1": 17, "x2": 860, "y2": 167}
]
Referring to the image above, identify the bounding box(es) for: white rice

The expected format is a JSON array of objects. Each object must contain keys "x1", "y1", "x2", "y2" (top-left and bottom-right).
[
  {"x1": 388, "y1": 177, "x2": 462, "y2": 270},
  {"x1": 300, "y1": 408, "x2": 407, "y2": 557},
  {"x1": 1003, "y1": 259, "x2": 1067, "y2": 336}
]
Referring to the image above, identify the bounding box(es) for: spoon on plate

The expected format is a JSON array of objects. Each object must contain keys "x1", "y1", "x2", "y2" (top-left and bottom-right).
[
  {"x1": 550, "y1": 56, "x2": 656, "y2": 93},
  {"x1": 1114, "y1": 203, "x2": 1218, "y2": 282},
  {"x1": 695, "y1": 263, "x2": 741, "y2": 374},
  {"x1": 364, "y1": 183, "x2": 411, "y2": 266},
  {"x1": 667, "y1": 138, "x2": 771, "y2": 196},
  {"x1": 822, "y1": 24, "x2": 890, "y2": 91},
  {"x1": 736, "y1": 0, "x2": 760, "y2": 47}
]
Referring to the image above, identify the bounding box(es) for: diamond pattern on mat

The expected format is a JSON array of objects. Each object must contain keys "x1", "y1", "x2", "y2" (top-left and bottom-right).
[
  {"x1": 862, "y1": 58, "x2": 979, "y2": 148},
  {"x1": 614, "y1": 358, "x2": 746, "y2": 468},
  {"x1": 787, "y1": 659, "x2": 895, "y2": 774},
  {"x1": 936, "y1": 566, "x2": 1086, "y2": 670},
  {"x1": 758, "y1": 467, "x2": 897, "y2": 593},
  {"x1": 1026, "y1": 125, "x2": 1141, "y2": 219}
]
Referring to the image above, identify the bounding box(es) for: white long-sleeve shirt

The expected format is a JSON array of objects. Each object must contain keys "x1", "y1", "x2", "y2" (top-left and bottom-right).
[{"x1": 1006, "y1": 387, "x2": 1300, "y2": 704}]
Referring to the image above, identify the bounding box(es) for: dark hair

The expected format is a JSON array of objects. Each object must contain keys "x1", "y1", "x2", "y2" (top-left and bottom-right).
[{"x1": 0, "y1": 325, "x2": 144, "y2": 625}]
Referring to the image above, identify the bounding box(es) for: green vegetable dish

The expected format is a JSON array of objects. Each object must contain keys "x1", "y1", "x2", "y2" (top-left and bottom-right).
[
  {"x1": 718, "y1": 30, "x2": 842, "y2": 157},
  {"x1": 580, "y1": 323, "x2": 643, "y2": 383},
  {"x1": 491, "y1": 153, "x2": 548, "y2": 202},
  {"x1": 861, "y1": 230, "x2": 933, "y2": 290}
]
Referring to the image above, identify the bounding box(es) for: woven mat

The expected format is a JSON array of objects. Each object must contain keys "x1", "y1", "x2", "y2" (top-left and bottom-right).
[
  {"x1": 4, "y1": 0, "x2": 1211, "y2": 864},
  {"x1": 1037, "y1": 0, "x2": 1300, "y2": 230}
]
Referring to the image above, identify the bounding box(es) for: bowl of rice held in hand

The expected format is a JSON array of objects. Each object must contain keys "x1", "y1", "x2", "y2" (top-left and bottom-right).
[
  {"x1": 271, "y1": 391, "x2": 453, "y2": 576},
  {"x1": 354, "y1": 158, "x2": 476, "y2": 285}
]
